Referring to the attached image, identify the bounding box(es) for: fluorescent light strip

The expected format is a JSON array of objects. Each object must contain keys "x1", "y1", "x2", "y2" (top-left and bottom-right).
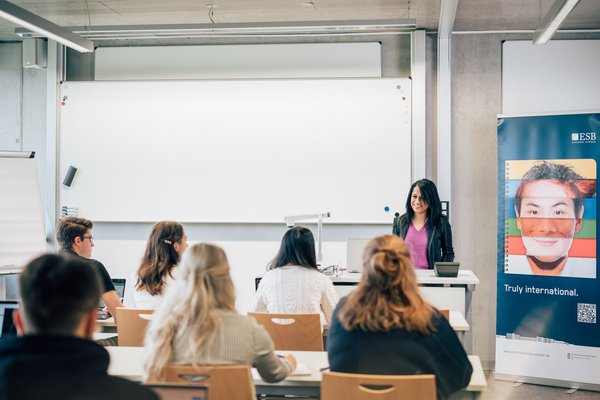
[
  {"x1": 0, "y1": 0, "x2": 93, "y2": 52},
  {"x1": 16, "y1": 19, "x2": 416, "y2": 40},
  {"x1": 533, "y1": 0, "x2": 580, "y2": 45}
]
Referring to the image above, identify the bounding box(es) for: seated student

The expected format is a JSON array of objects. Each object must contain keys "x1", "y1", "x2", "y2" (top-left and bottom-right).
[
  {"x1": 0, "y1": 254, "x2": 158, "y2": 400},
  {"x1": 133, "y1": 221, "x2": 187, "y2": 308},
  {"x1": 251, "y1": 226, "x2": 339, "y2": 326},
  {"x1": 144, "y1": 243, "x2": 296, "y2": 382},
  {"x1": 56, "y1": 216, "x2": 124, "y2": 320},
  {"x1": 327, "y1": 235, "x2": 472, "y2": 400}
]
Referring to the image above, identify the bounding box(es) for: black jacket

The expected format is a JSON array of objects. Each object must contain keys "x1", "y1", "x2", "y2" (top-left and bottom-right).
[
  {"x1": 392, "y1": 213, "x2": 455, "y2": 269},
  {"x1": 0, "y1": 334, "x2": 158, "y2": 400},
  {"x1": 327, "y1": 298, "x2": 473, "y2": 400}
]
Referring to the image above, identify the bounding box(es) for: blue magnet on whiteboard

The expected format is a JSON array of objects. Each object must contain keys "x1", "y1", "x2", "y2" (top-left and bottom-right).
[{"x1": 384, "y1": 206, "x2": 390, "y2": 212}]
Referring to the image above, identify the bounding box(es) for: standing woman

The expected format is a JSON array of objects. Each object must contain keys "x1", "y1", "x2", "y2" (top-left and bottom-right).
[
  {"x1": 252, "y1": 226, "x2": 339, "y2": 326},
  {"x1": 144, "y1": 243, "x2": 295, "y2": 382},
  {"x1": 327, "y1": 235, "x2": 472, "y2": 400},
  {"x1": 133, "y1": 221, "x2": 187, "y2": 308},
  {"x1": 393, "y1": 179, "x2": 454, "y2": 269}
]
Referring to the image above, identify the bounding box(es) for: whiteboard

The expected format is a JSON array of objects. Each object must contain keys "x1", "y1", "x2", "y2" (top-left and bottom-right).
[
  {"x1": 0, "y1": 155, "x2": 46, "y2": 273},
  {"x1": 502, "y1": 40, "x2": 600, "y2": 114},
  {"x1": 59, "y1": 78, "x2": 411, "y2": 223}
]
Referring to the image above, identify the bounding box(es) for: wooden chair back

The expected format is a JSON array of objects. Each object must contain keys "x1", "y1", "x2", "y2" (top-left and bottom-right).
[
  {"x1": 248, "y1": 312, "x2": 323, "y2": 351},
  {"x1": 144, "y1": 383, "x2": 209, "y2": 400},
  {"x1": 116, "y1": 307, "x2": 154, "y2": 346},
  {"x1": 321, "y1": 371, "x2": 436, "y2": 400},
  {"x1": 162, "y1": 364, "x2": 254, "y2": 400},
  {"x1": 440, "y1": 308, "x2": 450, "y2": 320}
]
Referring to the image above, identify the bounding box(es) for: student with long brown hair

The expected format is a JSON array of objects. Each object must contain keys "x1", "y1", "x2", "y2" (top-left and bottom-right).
[
  {"x1": 133, "y1": 221, "x2": 187, "y2": 308},
  {"x1": 144, "y1": 243, "x2": 296, "y2": 382},
  {"x1": 327, "y1": 234, "x2": 472, "y2": 400},
  {"x1": 252, "y1": 226, "x2": 338, "y2": 326}
]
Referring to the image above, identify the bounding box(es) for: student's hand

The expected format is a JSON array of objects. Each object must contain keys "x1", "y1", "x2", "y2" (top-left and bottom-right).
[
  {"x1": 101, "y1": 306, "x2": 111, "y2": 316},
  {"x1": 284, "y1": 354, "x2": 297, "y2": 372}
]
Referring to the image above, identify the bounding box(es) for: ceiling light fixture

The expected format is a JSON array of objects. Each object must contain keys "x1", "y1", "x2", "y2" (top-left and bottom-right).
[
  {"x1": 533, "y1": 0, "x2": 580, "y2": 45},
  {"x1": 16, "y1": 19, "x2": 416, "y2": 40},
  {"x1": 0, "y1": 0, "x2": 93, "y2": 52}
]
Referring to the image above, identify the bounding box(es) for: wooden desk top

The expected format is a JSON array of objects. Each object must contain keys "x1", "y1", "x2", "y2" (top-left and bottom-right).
[{"x1": 106, "y1": 347, "x2": 486, "y2": 392}]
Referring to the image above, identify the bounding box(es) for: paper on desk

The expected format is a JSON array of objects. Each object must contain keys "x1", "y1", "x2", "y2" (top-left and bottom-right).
[
  {"x1": 252, "y1": 363, "x2": 311, "y2": 379},
  {"x1": 290, "y1": 363, "x2": 311, "y2": 376}
]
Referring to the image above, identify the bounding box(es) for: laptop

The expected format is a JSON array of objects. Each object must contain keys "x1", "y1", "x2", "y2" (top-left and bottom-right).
[
  {"x1": 0, "y1": 301, "x2": 19, "y2": 338},
  {"x1": 434, "y1": 262, "x2": 460, "y2": 277},
  {"x1": 346, "y1": 238, "x2": 370, "y2": 273},
  {"x1": 98, "y1": 278, "x2": 126, "y2": 319},
  {"x1": 144, "y1": 383, "x2": 209, "y2": 400}
]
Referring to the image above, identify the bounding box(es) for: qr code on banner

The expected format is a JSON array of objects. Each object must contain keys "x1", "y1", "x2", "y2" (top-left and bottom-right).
[{"x1": 577, "y1": 303, "x2": 596, "y2": 323}]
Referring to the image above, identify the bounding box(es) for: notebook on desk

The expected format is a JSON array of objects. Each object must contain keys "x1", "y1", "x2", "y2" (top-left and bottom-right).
[
  {"x1": 0, "y1": 301, "x2": 19, "y2": 338},
  {"x1": 346, "y1": 238, "x2": 370, "y2": 273}
]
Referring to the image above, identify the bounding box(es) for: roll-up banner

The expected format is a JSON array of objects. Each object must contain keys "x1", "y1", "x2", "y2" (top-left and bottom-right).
[{"x1": 496, "y1": 112, "x2": 600, "y2": 390}]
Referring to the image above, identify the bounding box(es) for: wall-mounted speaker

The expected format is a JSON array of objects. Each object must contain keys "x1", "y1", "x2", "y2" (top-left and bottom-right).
[{"x1": 63, "y1": 166, "x2": 77, "y2": 187}]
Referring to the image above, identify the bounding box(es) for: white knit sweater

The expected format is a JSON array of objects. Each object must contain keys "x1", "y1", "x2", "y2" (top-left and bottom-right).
[{"x1": 251, "y1": 265, "x2": 339, "y2": 326}]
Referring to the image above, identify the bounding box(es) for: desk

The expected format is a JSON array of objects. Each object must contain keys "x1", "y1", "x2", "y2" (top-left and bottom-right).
[
  {"x1": 97, "y1": 316, "x2": 116, "y2": 327},
  {"x1": 106, "y1": 347, "x2": 485, "y2": 398},
  {"x1": 329, "y1": 270, "x2": 479, "y2": 315}
]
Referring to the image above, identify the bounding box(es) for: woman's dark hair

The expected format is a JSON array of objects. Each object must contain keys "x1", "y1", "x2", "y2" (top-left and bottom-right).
[
  {"x1": 404, "y1": 179, "x2": 443, "y2": 227},
  {"x1": 268, "y1": 226, "x2": 318, "y2": 270},
  {"x1": 136, "y1": 221, "x2": 185, "y2": 296}
]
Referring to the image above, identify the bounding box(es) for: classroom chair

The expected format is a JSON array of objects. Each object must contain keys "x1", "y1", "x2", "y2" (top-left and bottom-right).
[
  {"x1": 248, "y1": 312, "x2": 323, "y2": 351},
  {"x1": 321, "y1": 371, "x2": 436, "y2": 400},
  {"x1": 160, "y1": 364, "x2": 254, "y2": 400},
  {"x1": 440, "y1": 308, "x2": 450, "y2": 320},
  {"x1": 115, "y1": 307, "x2": 154, "y2": 346},
  {"x1": 144, "y1": 383, "x2": 209, "y2": 400}
]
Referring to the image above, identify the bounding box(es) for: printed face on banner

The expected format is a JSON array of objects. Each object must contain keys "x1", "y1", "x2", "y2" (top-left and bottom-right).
[
  {"x1": 516, "y1": 180, "x2": 583, "y2": 263},
  {"x1": 504, "y1": 159, "x2": 597, "y2": 279}
]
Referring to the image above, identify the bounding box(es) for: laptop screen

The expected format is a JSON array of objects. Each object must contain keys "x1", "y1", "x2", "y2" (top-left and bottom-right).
[
  {"x1": 0, "y1": 301, "x2": 19, "y2": 338},
  {"x1": 99, "y1": 278, "x2": 126, "y2": 308},
  {"x1": 145, "y1": 384, "x2": 208, "y2": 400},
  {"x1": 346, "y1": 238, "x2": 370, "y2": 273}
]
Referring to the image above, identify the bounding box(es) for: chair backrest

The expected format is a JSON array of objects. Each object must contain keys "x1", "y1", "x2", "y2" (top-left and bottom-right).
[
  {"x1": 248, "y1": 312, "x2": 323, "y2": 351},
  {"x1": 144, "y1": 383, "x2": 209, "y2": 400},
  {"x1": 440, "y1": 309, "x2": 450, "y2": 320},
  {"x1": 161, "y1": 364, "x2": 254, "y2": 400},
  {"x1": 116, "y1": 307, "x2": 154, "y2": 346},
  {"x1": 321, "y1": 371, "x2": 436, "y2": 400}
]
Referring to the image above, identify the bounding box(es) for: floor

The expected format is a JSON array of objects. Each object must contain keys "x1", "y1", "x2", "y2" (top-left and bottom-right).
[{"x1": 479, "y1": 371, "x2": 600, "y2": 399}]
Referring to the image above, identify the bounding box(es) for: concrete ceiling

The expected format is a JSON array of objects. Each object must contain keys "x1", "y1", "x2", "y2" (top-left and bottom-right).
[{"x1": 0, "y1": 0, "x2": 598, "y2": 42}]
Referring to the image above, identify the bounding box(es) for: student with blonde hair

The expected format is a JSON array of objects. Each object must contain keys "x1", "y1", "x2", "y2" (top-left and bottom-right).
[
  {"x1": 144, "y1": 243, "x2": 296, "y2": 382},
  {"x1": 133, "y1": 221, "x2": 187, "y2": 308},
  {"x1": 327, "y1": 235, "x2": 472, "y2": 400}
]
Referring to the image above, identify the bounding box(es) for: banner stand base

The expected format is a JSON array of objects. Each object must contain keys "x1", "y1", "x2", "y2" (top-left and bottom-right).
[{"x1": 494, "y1": 372, "x2": 600, "y2": 393}]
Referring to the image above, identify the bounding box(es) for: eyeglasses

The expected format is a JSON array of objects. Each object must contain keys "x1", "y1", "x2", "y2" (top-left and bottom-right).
[{"x1": 82, "y1": 235, "x2": 94, "y2": 243}]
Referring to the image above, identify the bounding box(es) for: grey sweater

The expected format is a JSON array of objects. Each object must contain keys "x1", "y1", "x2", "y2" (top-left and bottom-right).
[{"x1": 169, "y1": 311, "x2": 291, "y2": 383}]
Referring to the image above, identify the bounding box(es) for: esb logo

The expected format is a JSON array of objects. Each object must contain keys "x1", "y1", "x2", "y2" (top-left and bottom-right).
[{"x1": 571, "y1": 132, "x2": 596, "y2": 141}]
